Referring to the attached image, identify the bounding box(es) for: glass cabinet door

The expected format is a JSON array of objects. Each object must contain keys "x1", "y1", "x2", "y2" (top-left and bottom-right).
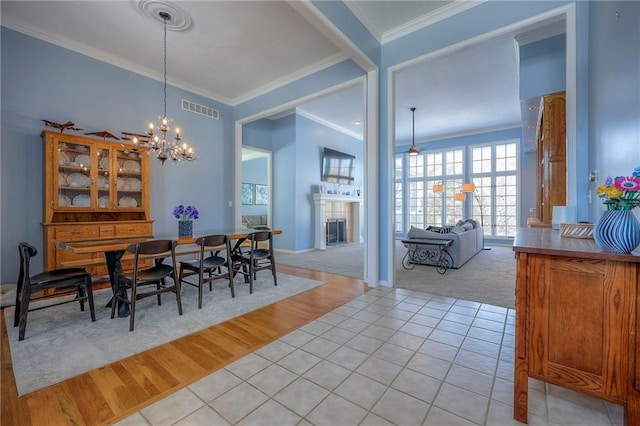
[
  {"x1": 96, "y1": 147, "x2": 111, "y2": 209},
  {"x1": 115, "y1": 148, "x2": 143, "y2": 209},
  {"x1": 56, "y1": 140, "x2": 92, "y2": 209}
]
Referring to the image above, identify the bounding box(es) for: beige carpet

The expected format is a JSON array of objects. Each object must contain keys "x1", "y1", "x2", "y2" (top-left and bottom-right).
[
  {"x1": 276, "y1": 241, "x2": 516, "y2": 308},
  {"x1": 4, "y1": 273, "x2": 324, "y2": 396}
]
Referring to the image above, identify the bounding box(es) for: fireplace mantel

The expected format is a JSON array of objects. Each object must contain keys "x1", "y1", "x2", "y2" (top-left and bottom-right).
[{"x1": 312, "y1": 193, "x2": 363, "y2": 250}]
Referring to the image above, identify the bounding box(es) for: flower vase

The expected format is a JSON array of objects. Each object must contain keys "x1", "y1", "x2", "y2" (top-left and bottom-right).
[
  {"x1": 178, "y1": 220, "x2": 193, "y2": 238},
  {"x1": 593, "y1": 210, "x2": 640, "y2": 254}
]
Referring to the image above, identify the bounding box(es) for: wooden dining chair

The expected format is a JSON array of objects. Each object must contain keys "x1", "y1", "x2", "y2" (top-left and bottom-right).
[
  {"x1": 111, "y1": 239, "x2": 182, "y2": 331},
  {"x1": 178, "y1": 234, "x2": 234, "y2": 309},
  {"x1": 14, "y1": 242, "x2": 96, "y2": 341},
  {"x1": 235, "y1": 231, "x2": 277, "y2": 294}
]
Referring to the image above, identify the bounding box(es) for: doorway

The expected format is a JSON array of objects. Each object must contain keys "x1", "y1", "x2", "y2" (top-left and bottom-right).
[{"x1": 241, "y1": 147, "x2": 272, "y2": 229}]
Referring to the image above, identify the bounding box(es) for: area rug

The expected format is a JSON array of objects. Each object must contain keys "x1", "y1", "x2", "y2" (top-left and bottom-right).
[
  {"x1": 4, "y1": 272, "x2": 323, "y2": 396},
  {"x1": 275, "y1": 241, "x2": 515, "y2": 308}
]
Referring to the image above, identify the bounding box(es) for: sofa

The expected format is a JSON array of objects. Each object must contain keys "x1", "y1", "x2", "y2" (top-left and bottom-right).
[
  {"x1": 404, "y1": 219, "x2": 484, "y2": 268},
  {"x1": 242, "y1": 215, "x2": 268, "y2": 228}
]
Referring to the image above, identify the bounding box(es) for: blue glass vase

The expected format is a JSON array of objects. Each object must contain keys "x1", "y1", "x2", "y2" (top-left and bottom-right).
[
  {"x1": 593, "y1": 210, "x2": 640, "y2": 254},
  {"x1": 178, "y1": 220, "x2": 193, "y2": 238}
]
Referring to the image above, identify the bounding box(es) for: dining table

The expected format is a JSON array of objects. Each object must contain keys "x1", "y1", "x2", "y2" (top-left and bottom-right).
[{"x1": 54, "y1": 228, "x2": 282, "y2": 317}]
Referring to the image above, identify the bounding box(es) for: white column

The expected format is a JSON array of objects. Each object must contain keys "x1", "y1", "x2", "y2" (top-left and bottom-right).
[
  {"x1": 351, "y1": 201, "x2": 363, "y2": 243},
  {"x1": 313, "y1": 195, "x2": 326, "y2": 250}
]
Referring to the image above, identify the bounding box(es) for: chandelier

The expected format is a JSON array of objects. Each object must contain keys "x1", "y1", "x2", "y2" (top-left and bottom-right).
[
  {"x1": 407, "y1": 107, "x2": 420, "y2": 156},
  {"x1": 132, "y1": 11, "x2": 195, "y2": 164}
]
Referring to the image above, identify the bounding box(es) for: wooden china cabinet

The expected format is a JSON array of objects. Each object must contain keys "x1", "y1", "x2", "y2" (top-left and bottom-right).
[
  {"x1": 42, "y1": 130, "x2": 153, "y2": 276},
  {"x1": 536, "y1": 91, "x2": 566, "y2": 225}
]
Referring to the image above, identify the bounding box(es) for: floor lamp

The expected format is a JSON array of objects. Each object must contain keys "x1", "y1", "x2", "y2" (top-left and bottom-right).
[{"x1": 461, "y1": 182, "x2": 491, "y2": 250}]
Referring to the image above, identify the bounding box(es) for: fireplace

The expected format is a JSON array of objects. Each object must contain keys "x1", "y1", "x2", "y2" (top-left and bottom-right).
[
  {"x1": 326, "y1": 219, "x2": 347, "y2": 245},
  {"x1": 312, "y1": 193, "x2": 363, "y2": 250}
]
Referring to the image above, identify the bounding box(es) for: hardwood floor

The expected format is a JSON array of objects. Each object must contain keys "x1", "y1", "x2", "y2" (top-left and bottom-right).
[{"x1": 0, "y1": 266, "x2": 369, "y2": 425}]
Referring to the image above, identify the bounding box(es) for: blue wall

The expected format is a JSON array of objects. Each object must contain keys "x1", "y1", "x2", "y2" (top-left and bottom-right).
[
  {"x1": 243, "y1": 114, "x2": 363, "y2": 252},
  {"x1": 1, "y1": 28, "x2": 232, "y2": 281},
  {"x1": 588, "y1": 0, "x2": 640, "y2": 220},
  {"x1": 519, "y1": 34, "x2": 566, "y2": 100}
]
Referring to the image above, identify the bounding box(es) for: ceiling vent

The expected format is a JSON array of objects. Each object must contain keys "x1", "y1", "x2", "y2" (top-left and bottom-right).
[{"x1": 181, "y1": 99, "x2": 219, "y2": 120}]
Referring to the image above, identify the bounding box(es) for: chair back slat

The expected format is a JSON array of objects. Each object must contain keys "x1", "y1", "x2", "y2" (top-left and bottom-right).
[
  {"x1": 127, "y1": 239, "x2": 175, "y2": 255},
  {"x1": 249, "y1": 231, "x2": 271, "y2": 243},
  {"x1": 197, "y1": 234, "x2": 228, "y2": 249}
]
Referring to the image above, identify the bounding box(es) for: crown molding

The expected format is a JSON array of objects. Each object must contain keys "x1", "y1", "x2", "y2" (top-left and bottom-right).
[
  {"x1": 382, "y1": 1, "x2": 486, "y2": 44},
  {"x1": 2, "y1": 16, "x2": 349, "y2": 108},
  {"x1": 398, "y1": 121, "x2": 522, "y2": 147},
  {"x1": 343, "y1": 1, "x2": 383, "y2": 43},
  {"x1": 296, "y1": 109, "x2": 363, "y2": 141},
  {"x1": 230, "y1": 52, "x2": 347, "y2": 106}
]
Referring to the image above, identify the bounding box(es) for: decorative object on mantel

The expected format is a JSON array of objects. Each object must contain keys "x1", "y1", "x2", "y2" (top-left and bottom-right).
[
  {"x1": 593, "y1": 167, "x2": 640, "y2": 253},
  {"x1": 173, "y1": 204, "x2": 198, "y2": 238},
  {"x1": 407, "y1": 107, "x2": 420, "y2": 156},
  {"x1": 84, "y1": 130, "x2": 120, "y2": 140},
  {"x1": 41, "y1": 119, "x2": 83, "y2": 133},
  {"x1": 130, "y1": 11, "x2": 195, "y2": 164}
]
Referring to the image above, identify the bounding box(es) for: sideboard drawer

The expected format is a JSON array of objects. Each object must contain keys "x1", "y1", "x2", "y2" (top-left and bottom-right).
[
  {"x1": 55, "y1": 225, "x2": 99, "y2": 241},
  {"x1": 99, "y1": 225, "x2": 115, "y2": 238},
  {"x1": 115, "y1": 222, "x2": 152, "y2": 237}
]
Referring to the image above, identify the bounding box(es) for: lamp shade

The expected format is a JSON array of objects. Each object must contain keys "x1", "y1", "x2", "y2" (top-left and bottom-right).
[
  {"x1": 462, "y1": 182, "x2": 476, "y2": 192},
  {"x1": 454, "y1": 192, "x2": 466, "y2": 201},
  {"x1": 432, "y1": 183, "x2": 444, "y2": 193},
  {"x1": 408, "y1": 144, "x2": 420, "y2": 156}
]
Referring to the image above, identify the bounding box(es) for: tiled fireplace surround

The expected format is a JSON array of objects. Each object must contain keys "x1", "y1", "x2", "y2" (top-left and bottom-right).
[{"x1": 312, "y1": 193, "x2": 363, "y2": 250}]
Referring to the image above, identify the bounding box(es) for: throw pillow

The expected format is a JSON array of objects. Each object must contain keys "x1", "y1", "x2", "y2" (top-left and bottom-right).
[
  {"x1": 462, "y1": 222, "x2": 474, "y2": 231},
  {"x1": 451, "y1": 225, "x2": 466, "y2": 234},
  {"x1": 465, "y1": 218, "x2": 479, "y2": 228},
  {"x1": 429, "y1": 226, "x2": 453, "y2": 234}
]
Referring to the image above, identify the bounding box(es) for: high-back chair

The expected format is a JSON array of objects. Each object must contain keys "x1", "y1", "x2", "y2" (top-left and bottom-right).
[
  {"x1": 235, "y1": 231, "x2": 277, "y2": 294},
  {"x1": 178, "y1": 234, "x2": 234, "y2": 308},
  {"x1": 111, "y1": 239, "x2": 182, "y2": 331},
  {"x1": 14, "y1": 242, "x2": 96, "y2": 341}
]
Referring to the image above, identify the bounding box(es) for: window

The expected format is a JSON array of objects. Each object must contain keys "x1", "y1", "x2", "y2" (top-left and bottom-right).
[
  {"x1": 469, "y1": 141, "x2": 518, "y2": 237},
  {"x1": 395, "y1": 156, "x2": 403, "y2": 233},
  {"x1": 395, "y1": 141, "x2": 517, "y2": 238},
  {"x1": 396, "y1": 148, "x2": 464, "y2": 233}
]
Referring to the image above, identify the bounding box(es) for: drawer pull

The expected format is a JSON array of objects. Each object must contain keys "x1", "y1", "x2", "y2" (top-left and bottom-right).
[{"x1": 71, "y1": 230, "x2": 82, "y2": 235}]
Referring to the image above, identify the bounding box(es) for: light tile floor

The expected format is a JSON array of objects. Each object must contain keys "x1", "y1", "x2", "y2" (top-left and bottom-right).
[{"x1": 115, "y1": 287, "x2": 624, "y2": 425}]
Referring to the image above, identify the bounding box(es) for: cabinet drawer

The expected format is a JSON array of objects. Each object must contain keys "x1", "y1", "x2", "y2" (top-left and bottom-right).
[
  {"x1": 55, "y1": 226, "x2": 99, "y2": 241},
  {"x1": 115, "y1": 223, "x2": 152, "y2": 237},
  {"x1": 99, "y1": 225, "x2": 115, "y2": 238}
]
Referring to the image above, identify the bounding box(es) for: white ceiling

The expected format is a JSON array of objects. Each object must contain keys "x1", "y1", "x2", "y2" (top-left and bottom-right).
[{"x1": 0, "y1": 1, "x2": 562, "y2": 145}]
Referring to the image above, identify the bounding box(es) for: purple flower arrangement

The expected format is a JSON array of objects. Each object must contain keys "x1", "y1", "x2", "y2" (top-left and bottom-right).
[{"x1": 173, "y1": 204, "x2": 199, "y2": 221}]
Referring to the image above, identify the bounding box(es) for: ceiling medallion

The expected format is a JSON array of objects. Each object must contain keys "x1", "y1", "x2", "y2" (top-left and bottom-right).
[{"x1": 138, "y1": 0, "x2": 192, "y2": 31}]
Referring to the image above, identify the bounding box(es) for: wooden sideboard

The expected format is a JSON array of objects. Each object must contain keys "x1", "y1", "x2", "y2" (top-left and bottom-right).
[{"x1": 513, "y1": 228, "x2": 640, "y2": 424}]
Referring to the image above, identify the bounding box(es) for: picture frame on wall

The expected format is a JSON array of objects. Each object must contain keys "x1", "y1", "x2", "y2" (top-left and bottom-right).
[
  {"x1": 242, "y1": 183, "x2": 254, "y2": 205},
  {"x1": 255, "y1": 184, "x2": 268, "y2": 205}
]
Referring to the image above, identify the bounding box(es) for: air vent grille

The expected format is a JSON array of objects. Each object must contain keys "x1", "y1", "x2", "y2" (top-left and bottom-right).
[{"x1": 181, "y1": 99, "x2": 219, "y2": 120}]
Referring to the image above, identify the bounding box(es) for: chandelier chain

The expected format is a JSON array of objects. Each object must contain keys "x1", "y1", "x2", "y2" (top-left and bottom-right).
[{"x1": 163, "y1": 12, "x2": 168, "y2": 119}]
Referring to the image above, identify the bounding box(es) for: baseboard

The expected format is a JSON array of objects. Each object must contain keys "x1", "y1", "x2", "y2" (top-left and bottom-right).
[{"x1": 275, "y1": 248, "x2": 316, "y2": 255}]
